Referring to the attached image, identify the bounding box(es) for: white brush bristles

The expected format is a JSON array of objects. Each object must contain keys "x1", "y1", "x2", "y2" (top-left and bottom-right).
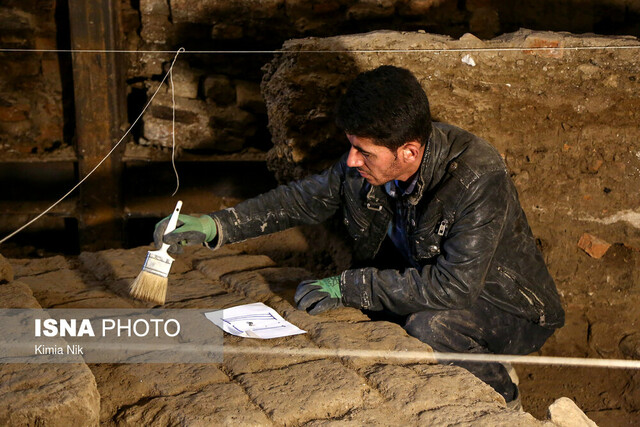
[{"x1": 129, "y1": 270, "x2": 168, "y2": 305}]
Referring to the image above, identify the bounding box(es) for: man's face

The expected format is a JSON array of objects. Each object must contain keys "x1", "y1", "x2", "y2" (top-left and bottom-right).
[{"x1": 345, "y1": 134, "x2": 404, "y2": 186}]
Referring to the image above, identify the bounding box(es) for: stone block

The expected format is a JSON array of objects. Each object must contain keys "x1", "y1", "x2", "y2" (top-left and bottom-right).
[
  {"x1": 196, "y1": 254, "x2": 276, "y2": 281},
  {"x1": 548, "y1": 397, "x2": 597, "y2": 427},
  {"x1": 0, "y1": 253, "x2": 13, "y2": 282},
  {"x1": 203, "y1": 74, "x2": 235, "y2": 105},
  {"x1": 113, "y1": 382, "x2": 271, "y2": 425},
  {"x1": 237, "y1": 359, "x2": 368, "y2": 425},
  {"x1": 91, "y1": 363, "x2": 229, "y2": 423},
  {"x1": 0, "y1": 363, "x2": 100, "y2": 426},
  {"x1": 235, "y1": 80, "x2": 266, "y2": 114}
]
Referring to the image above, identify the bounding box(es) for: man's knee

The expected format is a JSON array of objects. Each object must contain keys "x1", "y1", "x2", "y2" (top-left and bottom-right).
[{"x1": 404, "y1": 309, "x2": 451, "y2": 344}]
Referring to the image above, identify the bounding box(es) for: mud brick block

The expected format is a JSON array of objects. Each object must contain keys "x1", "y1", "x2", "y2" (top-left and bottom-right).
[
  {"x1": 309, "y1": 320, "x2": 431, "y2": 368},
  {"x1": 0, "y1": 253, "x2": 13, "y2": 283},
  {"x1": 79, "y1": 246, "x2": 191, "y2": 281},
  {"x1": 140, "y1": 0, "x2": 170, "y2": 15},
  {"x1": 221, "y1": 266, "x2": 312, "y2": 302},
  {"x1": 0, "y1": 281, "x2": 40, "y2": 308},
  {"x1": 169, "y1": 62, "x2": 201, "y2": 99},
  {"x1": 577, "y1": 233, "x2": 611, "y2": 259},
  {"x1": 17, "y1": 268, "x2": 132, "y2": 308},
  {"x1": 417, "y1": 404, "x2": 541, "y2": 425},
  {"x1": 0, "y1": 363, "x2": 100, "y2": 426},
  {"x1": 237, "y1": 359, "x2": 368, "y2": 425},
  {"x1": 306, "y1": 402, "x2": 416, "y2": 426},
  {"x1": 203, "y1": 74, "x2": 235, "y2": 105},
  {"x1": 91, "y1": 363, "x2": 229, "y2": 423},
  {"x1": 363, "y1": 364, "x2": 503, "y2": 416},
  {"x1": 223, "y1": 332, "x2": 322, "y2": 375},
  {"x1": 196, "y1": 254, "x2": 276, "y2": 281},
  {"x1": 114, "y1": 382, "x2": 270, "y2": 425},
  {"x1": 235, "y1": 80, "x2": 266, "y2": 114},
  {"x1": 276, "y1": 300, "x2": 372, "y2": 331},
  {"x1": 346, "y1": 0, "x2": 395, "y2": 20},
  {"x1": 163, "y1": 290, "x2": 254, "y2": 309},
  {"x1": 163, "y1": 270, "x2": 228, "y2": 304},
  {"x1": 0, "y1": 104, "x2": 29, "y2": 122},
  {"x1": 11, "y1": 255, "x2": 70, "y2": 278}
]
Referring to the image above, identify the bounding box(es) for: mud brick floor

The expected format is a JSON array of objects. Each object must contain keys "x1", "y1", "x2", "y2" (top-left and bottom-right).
[{"x1": 1, "y1": 240, "x2": 550, "y2": 426}]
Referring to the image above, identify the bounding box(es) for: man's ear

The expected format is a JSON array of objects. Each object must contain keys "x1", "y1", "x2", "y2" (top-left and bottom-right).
[{"x1": 401, "y1": 141, "x2": 422, "y2": 162}]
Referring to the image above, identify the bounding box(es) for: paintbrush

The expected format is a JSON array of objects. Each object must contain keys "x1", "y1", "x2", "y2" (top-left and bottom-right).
[{"x1": 130, "y1": 200, "x2": 183, "y2": 304}]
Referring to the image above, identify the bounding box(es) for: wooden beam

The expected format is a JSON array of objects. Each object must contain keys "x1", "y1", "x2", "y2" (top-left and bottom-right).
[{"x1": 68, "y1": 0, "x2": 126, "y2": 250}]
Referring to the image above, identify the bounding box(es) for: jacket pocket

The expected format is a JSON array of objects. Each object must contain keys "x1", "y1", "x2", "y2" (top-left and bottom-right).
[
  {"x1": 496, "y1": 264, "x2": 546, "y2": 322},
  {"x1": 343, "y1": 188, "x2": 370, "y2": 238},
  {"x1": 411, "y1": 208, "x2": 447, "y2": 261}
]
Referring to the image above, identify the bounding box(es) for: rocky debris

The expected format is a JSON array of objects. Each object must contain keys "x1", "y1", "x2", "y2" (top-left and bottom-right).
[
  {"x1": 0, "y1": 239, "x2": 556, "y2": 425},
  {"x1": 0, "y1": 253, "x2": 13, "y2": 282},
  {"x1": 577, "y1": 233, "x2": 611, "y2": 259},
  {"x1": 548, "y1": 397, "x2": 598, "y2": 427}
]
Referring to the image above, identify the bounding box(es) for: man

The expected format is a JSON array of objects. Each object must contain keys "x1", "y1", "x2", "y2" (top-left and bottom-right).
[{"x1": 155, "y1": 65, "x2": 565, "y2": 408}]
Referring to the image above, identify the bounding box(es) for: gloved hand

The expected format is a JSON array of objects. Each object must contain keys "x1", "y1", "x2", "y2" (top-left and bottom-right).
[
  {"x1": 154, "y1": 214, "x2": 217, "y2": 254},
  {"x1": 294, "y1": 276, "x2": 343, "y2": 315}
]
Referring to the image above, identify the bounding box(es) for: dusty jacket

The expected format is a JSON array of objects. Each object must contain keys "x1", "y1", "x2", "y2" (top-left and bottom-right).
[{"x1": 210, "y1": 122, "x2": 565, "y2": 329}]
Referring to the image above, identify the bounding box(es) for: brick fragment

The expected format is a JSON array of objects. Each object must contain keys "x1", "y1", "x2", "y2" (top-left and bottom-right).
[{"x1": 577, "y1": 233, "x2": 611, "y2": 258}]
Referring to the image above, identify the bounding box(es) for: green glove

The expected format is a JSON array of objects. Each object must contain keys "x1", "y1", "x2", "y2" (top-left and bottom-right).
[
  {"x1": 294, "y1": 276, "x2": 343, "y2": 315},
  {"x1": 154, "y1": 214, "x2": 217, "y2": 254}
]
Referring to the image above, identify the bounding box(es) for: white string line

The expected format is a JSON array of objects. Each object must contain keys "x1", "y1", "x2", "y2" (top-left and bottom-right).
[
  {"x1": 1, "y1": 45, "x2": 640, "y2": 54},
  {"x1": 0, "y1": 47, "x2": 185, "y2": 246},
  {"x1": 4, "y1": 342, "x2": 638, "y2": 369},
  {"x1": 220, "y1": 346, "x2": 640, "y2": 369},
  {"x1": 169, "y1": 57, "x2": 180, "y2": 197}
]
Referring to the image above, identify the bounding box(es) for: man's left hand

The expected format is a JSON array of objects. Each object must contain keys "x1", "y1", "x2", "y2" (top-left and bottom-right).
[{"x1": 294, "y1": 276, "x2": 343, "y2": 315}]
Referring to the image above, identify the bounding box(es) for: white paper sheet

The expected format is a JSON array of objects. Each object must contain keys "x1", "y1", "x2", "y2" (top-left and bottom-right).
[{"x1": 204, "y1": 302, "x2": 306, "y2": 339}]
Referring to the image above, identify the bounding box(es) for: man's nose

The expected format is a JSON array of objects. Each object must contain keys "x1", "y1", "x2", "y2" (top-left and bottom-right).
[{"x1": 346, "y1": 147, "x2": 363, "y2": 168}]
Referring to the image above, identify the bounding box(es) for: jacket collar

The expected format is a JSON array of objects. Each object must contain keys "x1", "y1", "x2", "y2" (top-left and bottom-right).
[{"x1": 407, "y1": 123, "x2": 449, "y2": 205}]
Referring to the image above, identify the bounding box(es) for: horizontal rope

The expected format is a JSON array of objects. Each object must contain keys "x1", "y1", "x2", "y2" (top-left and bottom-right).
[
  {"x1": 3, "y1": 341, "x2": 639, "y2": 369},
  {"x1": 1, "y1": 45, "x2": 639, "y2": 54}
]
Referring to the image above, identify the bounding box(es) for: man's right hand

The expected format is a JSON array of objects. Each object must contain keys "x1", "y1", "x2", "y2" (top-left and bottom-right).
[{"x1": 154, "y1": 214, "x2": 217, "y2": 254}]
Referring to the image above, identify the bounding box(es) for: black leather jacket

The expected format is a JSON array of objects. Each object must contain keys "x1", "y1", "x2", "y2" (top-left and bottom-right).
[{"x1": 210, "y1": 123, "x2": 565, "y2": 329}]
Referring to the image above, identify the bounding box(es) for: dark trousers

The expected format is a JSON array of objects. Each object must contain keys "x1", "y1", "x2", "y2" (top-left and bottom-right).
[{"x1": 403, "y1": 297, "x2": 555, "y2": 401}]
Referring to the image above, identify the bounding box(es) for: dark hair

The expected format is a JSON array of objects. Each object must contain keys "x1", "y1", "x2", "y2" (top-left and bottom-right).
[{"x1": 335, "y1": 65, "x2": 432, "y2": 150}]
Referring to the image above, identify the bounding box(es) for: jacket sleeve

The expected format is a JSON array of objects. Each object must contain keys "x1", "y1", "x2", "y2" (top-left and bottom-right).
[
  {"x1": 340, "y1": 170, "x2": 510, "y2": 314},
  {"x1": 208, "y1": 156, "x2": 346, "y2": 248}
]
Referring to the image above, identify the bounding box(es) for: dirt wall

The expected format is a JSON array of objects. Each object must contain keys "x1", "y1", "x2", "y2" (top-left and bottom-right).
[{"x1": 261, "y1": 29, "x2": 640, "y2": 422}]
